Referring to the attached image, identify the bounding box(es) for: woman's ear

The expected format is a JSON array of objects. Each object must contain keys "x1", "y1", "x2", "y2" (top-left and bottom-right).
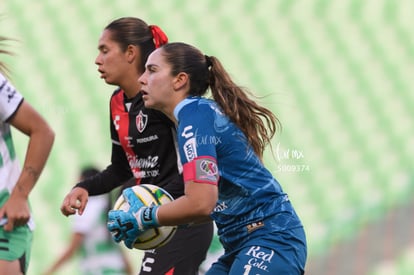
[
  {"x1": 126, "y1": 45, "x2": 138, "y2": 64},
  {"x1": 173, "y1": 72, "x2": 189, "y2": 91}
]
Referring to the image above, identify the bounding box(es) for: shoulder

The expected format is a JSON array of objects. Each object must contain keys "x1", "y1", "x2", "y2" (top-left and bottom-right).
[
  {"x1": 109, "y1": 88, "x2": 124, "y2": 111},
  {"x1": 0, "y1": 73, "x2": 24, "y2": 121},
  {"x1": 110, "y1": 88, "x2": 123, "y2": 101},
  {"x1": 176, "y1": 97, "x2": 217, "y2": 121}
]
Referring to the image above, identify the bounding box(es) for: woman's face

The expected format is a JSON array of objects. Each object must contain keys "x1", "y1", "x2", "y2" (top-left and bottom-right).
[
  {"x1": 95, "y1": 29, "x2": 131, "y2": 86},
  {"x1": 139, "y1": 49, "x2": 177, "y2": 113}
]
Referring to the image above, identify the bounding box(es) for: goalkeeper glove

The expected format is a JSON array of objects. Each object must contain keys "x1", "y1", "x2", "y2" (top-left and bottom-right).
[{"x1": 107, "y1": 187, "x2": 160, "y2": 248}]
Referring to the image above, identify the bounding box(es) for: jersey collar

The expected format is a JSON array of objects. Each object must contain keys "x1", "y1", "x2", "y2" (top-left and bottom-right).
[{"x1": 173, "y1": 96, "x2": 199, "y2": 121}]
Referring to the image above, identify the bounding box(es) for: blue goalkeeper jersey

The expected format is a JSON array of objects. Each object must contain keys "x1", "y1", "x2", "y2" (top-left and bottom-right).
[{"x1": 175, "y1": 97, "x2": 303, "y2": 250}]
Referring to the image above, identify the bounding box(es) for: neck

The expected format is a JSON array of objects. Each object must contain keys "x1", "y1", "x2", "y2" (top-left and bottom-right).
[
  {"x1": 165, "y1": 96, "x2": 188, "y2": 125},
  {"x1": 121, "y1": 82, "x2": 140, "y2": 99},
  {"x1": 167, "y1": 113, "x2": 178, "y2": 125},
  {"x1": 118, "y1": 71, "x2": 141, "y2": 99},
  {"x1": 160, "y1": 105, "x2": 178, "y2": 125}
]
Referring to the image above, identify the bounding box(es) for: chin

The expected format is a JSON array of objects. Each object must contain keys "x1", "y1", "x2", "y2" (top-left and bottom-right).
[
  {"x1": 143, "y1": 99, "x2": 154, "y2": 109},
  {"x1": 147, "y1": 103, "x2": 163, "y2": 112}
]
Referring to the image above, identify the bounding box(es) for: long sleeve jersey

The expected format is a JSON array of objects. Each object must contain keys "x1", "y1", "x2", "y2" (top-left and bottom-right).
[{"x1": 77, "y1": 89, "x2": 184, "y2": 199}]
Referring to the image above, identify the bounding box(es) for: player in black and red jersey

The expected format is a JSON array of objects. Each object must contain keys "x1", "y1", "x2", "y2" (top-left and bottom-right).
[{"x1": 60, "y1": 17, "x2": 213, "y2": 275}]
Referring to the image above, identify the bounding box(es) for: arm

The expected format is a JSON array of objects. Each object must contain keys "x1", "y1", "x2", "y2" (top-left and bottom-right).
[
  {"x1": 157, "y1": 106, "x2": 219, "y2": 225},
  {"x1": 0, "y1": 101, "x2": 54, "y2": 231},
  {"x1": 157, "y1": 181, "x2": 217, "y2": 226},
  {"x1": 61, "y1": 143, "x2": 133, "y2": 216},
  {"x1": 108, "y1": 180, "x2": 217, "y2": 249},
  {"x1": 107, "y1": 158, "x2": 218, "y2": 248},
  {"x1": 75, "y1": 144, "x2": 133, "y2": 195},
  {"x1": 42, "y1": 232, "x2": 84, "y2": 275}
]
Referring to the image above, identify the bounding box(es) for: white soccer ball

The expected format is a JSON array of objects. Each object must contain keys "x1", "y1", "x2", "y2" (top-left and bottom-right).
[{"x1": 112, "y1": 184, "x2": 177, "y2": 250}]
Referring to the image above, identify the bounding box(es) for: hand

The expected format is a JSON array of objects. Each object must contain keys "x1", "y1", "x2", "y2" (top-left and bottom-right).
[
  {"x1": 122, "y1": 187, "x2": 145, "y2": 213},
  {"x1": 107, "y1": 187, "x2": 160, "y2": 248},
  {"x1": 107, "y1": 209, "x2": 140, "y2": 249},
  {"x1": 107, "y1": 187, "x2": 145, "y2": 248},
  {"x1": 0, "y1": 193, "x2": 30, "y2": 232},
  {"x1": 122, "y1": 187, "x2": 160, "y2": 230},
  {"x1": 60, "y1": 187, "x2": 88, "y2": 216}
]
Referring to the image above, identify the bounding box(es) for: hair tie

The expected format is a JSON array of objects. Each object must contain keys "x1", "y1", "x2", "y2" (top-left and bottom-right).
[
  {"x1": 205, "y1": 55, "x2": 212, "y2": 68},
  {"x1": 149, "y1": 25, "x2": 168, "y2": 48}
]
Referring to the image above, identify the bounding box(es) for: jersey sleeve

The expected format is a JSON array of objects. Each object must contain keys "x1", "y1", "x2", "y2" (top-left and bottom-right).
[
  {"x1": 177, "y1": 102, "x2": 219, "y2": 185},
  {"x1": 0, "y1": 73, "x2": 24, "y2": 122},
  {"x1": 75, "y1": 92, "x2": 133, "y2": 195}
]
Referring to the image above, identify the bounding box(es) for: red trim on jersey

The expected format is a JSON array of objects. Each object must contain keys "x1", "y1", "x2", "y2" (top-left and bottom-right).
[
  {"x1": 183, "y1": 156, "x2": 219, "y2": 185},
  {"x1": 110, "y1": 90, "x2": 142, "y2": 184},
  {"x1": 165, "y1": 267, "x2": 175, "y2": 275}
]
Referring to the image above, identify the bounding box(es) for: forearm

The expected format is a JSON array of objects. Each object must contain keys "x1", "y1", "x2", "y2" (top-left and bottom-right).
[
  {"x1": 76, "y1": 143, "x2": 133, "y2": 195},
  {"x1": 156, "y1": 195, "x2": 211, "y2": 226},
  {"x1": 76, "y1": 164, "x2": 133, "y2": 195},
  {"x1": 12, "y1": 125, "x2": 54, "y2": 198},
  {"x1": 157, "y1": 182, "x2": 217, "y2": 226}
]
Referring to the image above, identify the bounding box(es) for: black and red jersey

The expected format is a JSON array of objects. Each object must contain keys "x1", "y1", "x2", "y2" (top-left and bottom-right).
[{"x1": 76, "y1": 89, "x2": 184, "y2": 199}]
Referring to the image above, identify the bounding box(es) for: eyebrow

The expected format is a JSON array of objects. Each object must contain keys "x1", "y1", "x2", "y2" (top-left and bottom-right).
[{"x1": 146, "y1": 64, "x2": 157, "y2": 70}]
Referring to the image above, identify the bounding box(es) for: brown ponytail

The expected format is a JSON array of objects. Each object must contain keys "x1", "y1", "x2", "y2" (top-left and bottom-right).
[
  {"x1": 208, "y1": 56, "x2": 280, "y2": 158},
  {"x1": 161, "y1": 42, "x2": 281, "y2": 159}
]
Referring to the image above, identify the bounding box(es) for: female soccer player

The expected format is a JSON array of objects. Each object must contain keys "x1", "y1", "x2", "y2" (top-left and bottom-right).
[
  {"x1": 60, "y1": 19, "x2": 213, "y2": 274},
  {"x1": 108, "y1": 42, "x2": 308, "y2": 274},
  {"x1": 0, "y1": 37, "x2": 55, "y2": 274}
]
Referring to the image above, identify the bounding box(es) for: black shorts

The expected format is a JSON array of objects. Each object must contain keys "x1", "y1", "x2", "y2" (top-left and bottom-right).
[{"x1": 139, "y1": 222, "x2": 214, "y2": 275}]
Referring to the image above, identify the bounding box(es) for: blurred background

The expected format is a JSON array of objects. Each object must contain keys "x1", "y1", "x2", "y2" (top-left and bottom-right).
[{"x1": 1, "y1": 0, "x2": 413, "y2": 274}]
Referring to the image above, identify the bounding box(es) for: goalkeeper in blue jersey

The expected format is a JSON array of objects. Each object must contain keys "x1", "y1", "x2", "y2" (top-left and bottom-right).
[{"x1": 108, "y1": 42, "x2": 307, "y2": 274}]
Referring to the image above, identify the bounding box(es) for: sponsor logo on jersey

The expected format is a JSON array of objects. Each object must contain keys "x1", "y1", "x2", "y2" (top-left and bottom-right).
[
  {"x1": 245, "y1": 246, "x2": 274, "y2": 272},
  {"x1": 197, "y1": 135, "x2": 222, "y2": 145},
  {"x1": 128, "y1": 154, "x2": 159, "y2": 169},
  {"x1": 133, "y1": 169, "x2": 160, "y2": 178},
  {"x1": 141, "y1": 257, "x2": 155, "y2": 272},
  {"x1": 136, "y1": 134, "x2": 159, "y2": 144},
  {"x1": 124, "y1": 136, "x2": 134, "y2": 147},
  {"x1": 181, "y1": 125, "x2": 194, "y2": 139},
  {"x1": 113, "y1": 115, "x2": 120, "y2": 130},
  {"x1": 136, "y1": 110, "x2": 148, "y2": 133},
  {"x1": 0, "y1": 79, "x2": 17, "y2": 103},
  {"x1": 183, "y1": 138, "x2": 197, "y2": 161},
  {"x1": 214, "y1": 201, "x2": 227, "y2": 212},
  {"x1": 196, "y1": 159, "x2": 218, "y2": 182},
  {"x1": 127, "y1": 153, "x2": 160, "y2": 178}
]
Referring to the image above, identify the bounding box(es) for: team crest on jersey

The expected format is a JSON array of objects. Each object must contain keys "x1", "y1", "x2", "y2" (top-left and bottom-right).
[
  {"x1": 136, "y1": 111, "x2": 148, "y2": 133},
  {"x1": 196, "y1": 158, "x2": 219, "y2": 182}
]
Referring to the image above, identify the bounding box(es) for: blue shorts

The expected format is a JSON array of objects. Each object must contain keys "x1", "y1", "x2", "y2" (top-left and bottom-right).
[{"x1": 205, "y1": 227, "x2": 307, "y2": 275}]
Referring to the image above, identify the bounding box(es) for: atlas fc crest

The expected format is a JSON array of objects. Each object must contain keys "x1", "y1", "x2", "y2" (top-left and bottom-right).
[{"x1": 136, "y1": 110, "x2": 148, "y2": 133}]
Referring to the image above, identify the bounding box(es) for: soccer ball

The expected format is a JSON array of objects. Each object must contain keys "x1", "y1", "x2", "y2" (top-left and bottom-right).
[{"x1": 112, "y1": 184, "x2": 177, "y2": 250}]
